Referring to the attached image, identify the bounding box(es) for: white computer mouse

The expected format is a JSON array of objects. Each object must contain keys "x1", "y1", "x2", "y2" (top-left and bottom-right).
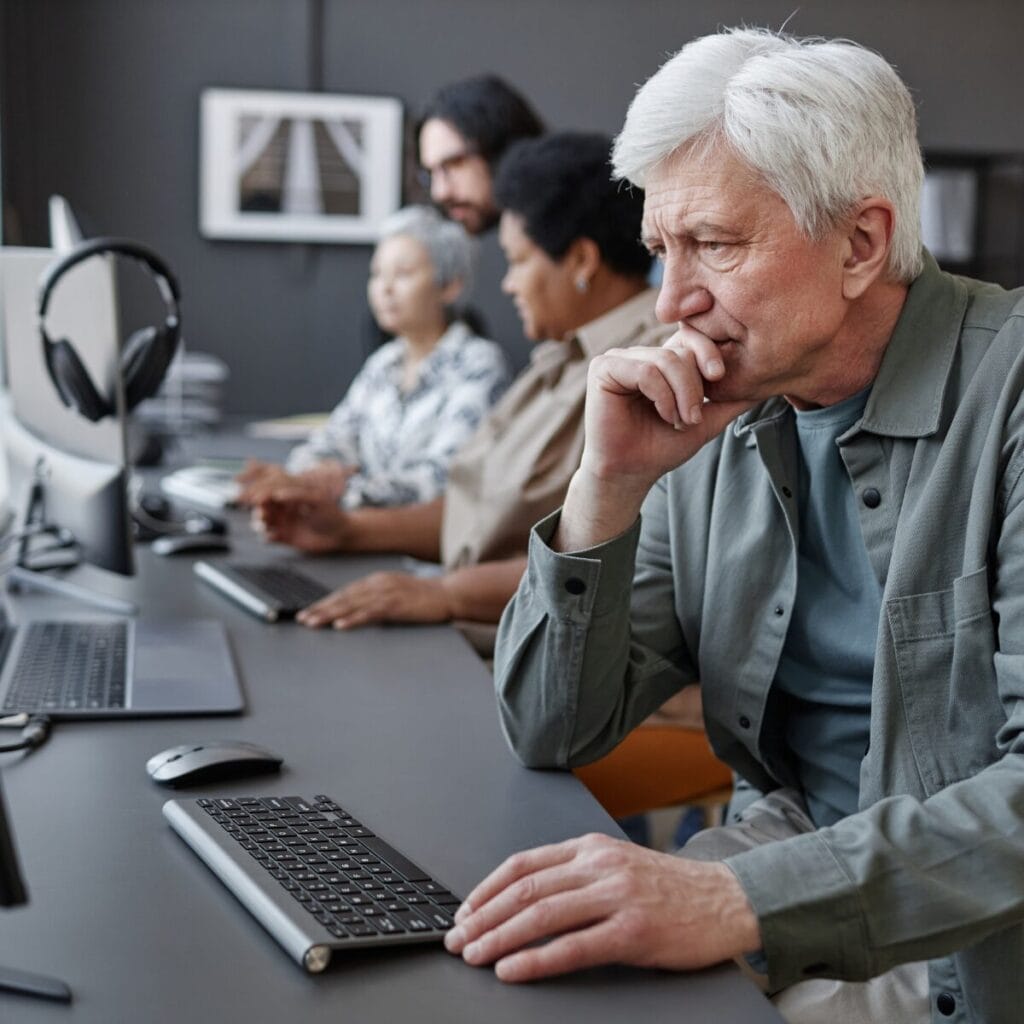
[
  {"x1": 146, "y1": 740, "x2": 283, "y2": 787},
  {"x1": 151, "y1": 532, "x2": 232, "y2": 556}
]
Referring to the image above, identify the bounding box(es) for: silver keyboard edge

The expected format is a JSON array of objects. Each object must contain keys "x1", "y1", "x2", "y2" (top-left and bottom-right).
[
  {"x1": 163, "y1": 798, "x2": 322, "y2": 971},
  {"x1": 193, "y1": 561, "x2": 279, "y2": 622}
]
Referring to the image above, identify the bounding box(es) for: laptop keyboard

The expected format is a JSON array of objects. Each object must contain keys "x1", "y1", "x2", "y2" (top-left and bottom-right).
[
  {"x1": 3, "y1": 621, "x2": 128, "y2": 711},
  {"x1": 194, "y1": 561, "x2": 331, "y2": 621},
  {"x1": 164, "y1": 794, "x2": 460, "y2": 972}
]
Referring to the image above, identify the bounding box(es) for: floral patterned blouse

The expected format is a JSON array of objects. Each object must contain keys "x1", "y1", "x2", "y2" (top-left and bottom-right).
[{"x1": 286, "y1": 321, "x2": 510, "y2": 508}]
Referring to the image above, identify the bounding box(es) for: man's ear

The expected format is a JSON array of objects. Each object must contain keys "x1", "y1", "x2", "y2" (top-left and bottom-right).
[
  {"x1": 564, "y1": 237, "x2": 602, "y2": 288},
  {"x1": 842, "y1": 198, "x2": 896, "y2": 300}
]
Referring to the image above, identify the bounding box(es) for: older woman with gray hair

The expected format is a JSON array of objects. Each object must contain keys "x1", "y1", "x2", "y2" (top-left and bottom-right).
[{"x1": 239, "y1": 204, "x2": 509, "y2": 508}]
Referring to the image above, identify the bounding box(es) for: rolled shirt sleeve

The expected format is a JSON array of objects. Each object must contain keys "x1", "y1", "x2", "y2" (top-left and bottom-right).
[{"x1": 495, "y1": 495, "x2": 696, "y2": 769}]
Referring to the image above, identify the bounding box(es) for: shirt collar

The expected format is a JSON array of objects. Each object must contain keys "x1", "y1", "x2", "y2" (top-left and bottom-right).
[
  {"x1": 574, "y1": 287, "x2": 660, "y2": 359},
  {"x1": 528, "y1": 288, "x2": 660, "y2": 383},
  {"x1": 385, "y1": 320, "x2": 471, "y2": 386},
  {"x1": 735, "y1": 250, "x2": 967, "y2": 440},
  {"x1": 858, "y1": 251, "x2": 966, "y2": 438}
]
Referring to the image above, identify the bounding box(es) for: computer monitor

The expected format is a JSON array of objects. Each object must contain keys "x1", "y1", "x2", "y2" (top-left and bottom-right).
[
  {"x1": 0, "y1": 246, "x2": 134, "y2": 582},
  {"x1": 48, "y1": 195, "x2": 85, "y2": 253}
]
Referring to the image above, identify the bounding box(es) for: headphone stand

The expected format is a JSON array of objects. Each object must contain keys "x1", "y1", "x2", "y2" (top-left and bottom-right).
[{"x1": 6, "y1": 472, "x2": 137, "y2": 617}]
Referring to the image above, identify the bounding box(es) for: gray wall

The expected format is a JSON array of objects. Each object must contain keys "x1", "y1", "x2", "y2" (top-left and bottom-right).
[{"x1": 3, "y1": 0, "x2": 1023, "y2": 415}]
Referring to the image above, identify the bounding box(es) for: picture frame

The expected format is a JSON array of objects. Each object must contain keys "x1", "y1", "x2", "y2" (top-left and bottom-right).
[{"x1": 199, "y1": 88, "x2": 403, "y2": 244}]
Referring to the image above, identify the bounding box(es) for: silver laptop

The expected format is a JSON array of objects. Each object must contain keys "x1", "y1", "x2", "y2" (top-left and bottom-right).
[{"x1": 0, "y1": 608, "x2": 244, "y2": 718}]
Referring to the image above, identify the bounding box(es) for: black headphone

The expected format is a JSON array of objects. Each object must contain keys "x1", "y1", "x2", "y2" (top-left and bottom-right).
[{"x1": 37, "y1": 237, "x2": 182, "y2": 423}]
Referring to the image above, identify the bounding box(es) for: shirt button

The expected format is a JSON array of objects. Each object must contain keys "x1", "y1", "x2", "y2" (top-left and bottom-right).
[
  {"x1": 862, "y1": 487, "x2": 881, "y2": 509},
  {"x1": 738, "y1": 715, "x2": 751, "y2": 729},
  {"x1": 781, "y1": 486, "x2": 793, "y2": 499},
  {"x1": 564, "y1": 577, "x2": 586, "y2": 595},
  {"x1": 936, "y1": 992, "x2": 956, "y2": 1016},
  {"x1": 774, "y1": 605, "x2": 784, "y2": 617}
]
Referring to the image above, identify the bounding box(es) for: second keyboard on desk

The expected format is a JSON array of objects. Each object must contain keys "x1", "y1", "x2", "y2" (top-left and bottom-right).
[
  {"x1": 164, "y1": 794, "x2": 460, "y2": 973},
  {"x1": 194, "y1": 561, "x2": 331, "y2": 622}
]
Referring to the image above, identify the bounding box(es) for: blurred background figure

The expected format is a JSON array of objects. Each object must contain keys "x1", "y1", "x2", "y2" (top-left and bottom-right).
[
  {"x1": 252, "y1": 133, "x2": 666, "y2": 653},
  {"x1": 417, "y1": 75, "x2": 544, "y2": 236},
  {"x1": 238, "y1": 205, "x2": 509, "y2": 509}
]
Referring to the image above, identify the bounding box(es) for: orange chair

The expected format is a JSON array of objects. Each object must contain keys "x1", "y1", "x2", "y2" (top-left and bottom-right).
[{"x1": 574, "y1": 725, "x2": 733, "y2": 824}]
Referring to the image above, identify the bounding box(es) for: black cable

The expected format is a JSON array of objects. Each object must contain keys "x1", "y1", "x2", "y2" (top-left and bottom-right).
[
  {"x1": 0, "y1": 715, "x2": 52, "y2": 754},
  {"x1": 0, "y1": 521, "x2": 72, "y2": 556}
]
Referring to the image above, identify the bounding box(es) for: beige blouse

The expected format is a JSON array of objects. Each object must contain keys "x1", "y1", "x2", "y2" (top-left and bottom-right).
[{"x1": 440, "y1": 288, "x2": 669, "y2": 569}]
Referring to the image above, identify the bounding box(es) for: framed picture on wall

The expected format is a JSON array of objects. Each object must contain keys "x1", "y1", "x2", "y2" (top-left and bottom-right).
[{"x1": 199, "y1": 88, "x2": 403, "y2": 244}]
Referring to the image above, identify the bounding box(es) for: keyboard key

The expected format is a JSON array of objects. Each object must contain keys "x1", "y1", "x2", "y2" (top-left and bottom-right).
[
  {"x1": 360, "y1": 837, "x2": 432, "y2": 882},
  {"x1": 422, "y1": 908, "x2": 454, "y2": 929},
  {"x1": 414, "y1": 881, "x2": 447, "y2": 896},
  {"x1": 392, "y1": 911, "x2": 432, "y2": 933}
]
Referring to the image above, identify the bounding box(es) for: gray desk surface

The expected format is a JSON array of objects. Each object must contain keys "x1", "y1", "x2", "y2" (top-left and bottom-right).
[{"x1": 0, "y1": 444, "x2": 781, "y2": 1022}]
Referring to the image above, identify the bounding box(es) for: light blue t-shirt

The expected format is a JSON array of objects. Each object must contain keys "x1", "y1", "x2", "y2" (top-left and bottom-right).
[{"x1": 774, "y1": 387, "x2": 880, "y2": 827}]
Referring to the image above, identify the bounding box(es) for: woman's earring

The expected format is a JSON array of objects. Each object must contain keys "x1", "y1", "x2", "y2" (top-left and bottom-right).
[{"x1": 575, "y1": 276, "x2": 589, "y2": 294}]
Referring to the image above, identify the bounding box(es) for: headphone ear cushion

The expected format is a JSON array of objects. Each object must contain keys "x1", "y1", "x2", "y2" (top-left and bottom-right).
[
  {"x1": 44, "y1": 336, "x2": 110, "y2": 422},
  {"x1": 122, "y1": 324, "x2": 178, "y2": 410}
]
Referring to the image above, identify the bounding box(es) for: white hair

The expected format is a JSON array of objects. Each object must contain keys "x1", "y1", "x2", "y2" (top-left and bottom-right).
[
  {"x1": 612, "y1": 28, "x2": 924, "y2": 281},
  {"x1": 377, "y1": 204, "x2": 477, "y2": 291}
]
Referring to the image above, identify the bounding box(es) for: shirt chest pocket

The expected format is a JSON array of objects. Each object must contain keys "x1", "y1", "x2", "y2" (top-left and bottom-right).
[{"x1": 885, "y1": 566, "x2": 1002, "y2": 792}]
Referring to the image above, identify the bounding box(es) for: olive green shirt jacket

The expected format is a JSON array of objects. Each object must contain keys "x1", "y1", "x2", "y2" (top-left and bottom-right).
[{"x1": 493, "y1": 253, "x2": 1024, "y2": 1024}]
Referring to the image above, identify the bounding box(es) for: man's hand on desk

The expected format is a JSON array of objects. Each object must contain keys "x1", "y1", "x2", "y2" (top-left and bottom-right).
[
  {"x1": 251, "y1": 488, "x2": 351, "y2": 553},
  {"x1": 296, "y1": 572, "x2": 452, "y2": 629},
  {"x1": 444, "y1": 833, "x2": 761, "y2": 983}
]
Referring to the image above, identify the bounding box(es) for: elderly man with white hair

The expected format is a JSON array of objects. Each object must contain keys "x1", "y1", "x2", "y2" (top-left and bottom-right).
[{"x1": 445, "y1": 27, "x2": 1024, "y2": 1024}]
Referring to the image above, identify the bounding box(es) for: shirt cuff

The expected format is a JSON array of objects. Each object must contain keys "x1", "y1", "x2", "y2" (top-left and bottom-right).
[
  {"x1": 526, "y1": 509, "x2": 642, "y2": 621},
  {"x1": 725, "y1": 830, "x2": 872, "y2": 987}
]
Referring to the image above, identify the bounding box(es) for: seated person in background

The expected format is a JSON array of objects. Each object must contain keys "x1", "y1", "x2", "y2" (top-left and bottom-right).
[
  {"x1": 253, "y1": 133, "x2": 668, "y2": 643},
  {"x1": 418, "y1": 74, "x2": 544, "y2": 236},
  {"x1": 448, "y1": 26, "x2": 1024, "y2": 1024},
  {"x1": 238, "y1": 205, "x2": 509, "y2": 509}
]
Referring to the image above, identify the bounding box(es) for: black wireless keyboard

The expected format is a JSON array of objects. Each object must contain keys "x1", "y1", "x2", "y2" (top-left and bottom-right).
[
  {"x1": 194, "y1": 561, "x2": 331, "y2": 621},
  {"x1": 163, "y1": 794, "x2": 460, "y2": 972}
]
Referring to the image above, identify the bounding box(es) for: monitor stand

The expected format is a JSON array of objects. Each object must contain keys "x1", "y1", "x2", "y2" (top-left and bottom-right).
[
  {"x1": 4, "y1": 473, "x2": 136, "y2": 616},
  {"x1": 0, "y1": 773, "x2": 72, "y2": 1004},
  {"x1": 0, "y1": 964, "x2": 72, "y2": 1003}
]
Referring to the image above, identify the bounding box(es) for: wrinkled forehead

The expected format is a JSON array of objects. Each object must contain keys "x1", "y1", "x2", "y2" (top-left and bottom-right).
[{"x1": 640, "y1": 141, "x2": 783, "y2": 241}]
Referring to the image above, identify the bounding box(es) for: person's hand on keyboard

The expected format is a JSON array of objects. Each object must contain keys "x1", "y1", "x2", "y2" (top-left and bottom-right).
[
  {"x1": 252, "y1": 486, "x2": 353, "y2": 553},
  {"x1": 443, "y1": 833, "x2": 761, "y2": 983},
  {"x1": 296, "y1": 572, "x2": 452, "y2": 630}
]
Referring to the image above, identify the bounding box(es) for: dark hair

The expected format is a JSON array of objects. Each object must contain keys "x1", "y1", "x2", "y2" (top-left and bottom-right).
[
  {"x1": 493, "y1": 133, "x2": 652, "y2": 279},
  {"x1": 418, "y1": 75, "x2": 544, "y2": 168}
]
